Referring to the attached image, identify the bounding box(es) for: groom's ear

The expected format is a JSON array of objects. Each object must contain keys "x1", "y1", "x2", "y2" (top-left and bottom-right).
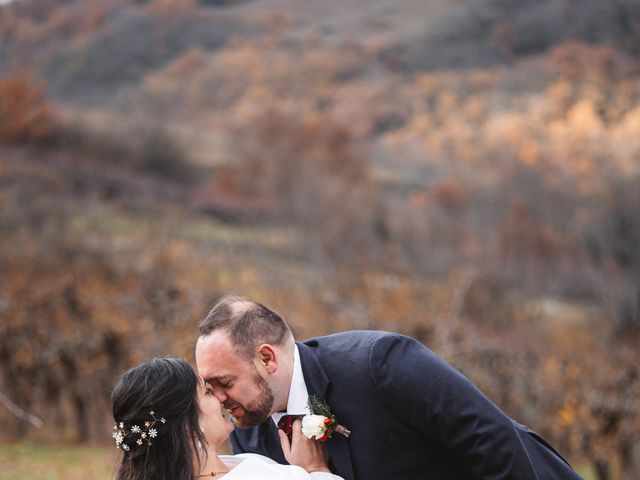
[{"x1": 256, "y1": 344, "x2": 278, "y2": 374}]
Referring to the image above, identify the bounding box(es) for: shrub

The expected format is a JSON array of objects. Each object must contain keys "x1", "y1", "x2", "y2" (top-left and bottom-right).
[
  {"x1": 585, "y1": 176, "x2": 640, "y2": 339},
  {"x1": 0, "y1": 72, "x2": 54, "y2": 145}
]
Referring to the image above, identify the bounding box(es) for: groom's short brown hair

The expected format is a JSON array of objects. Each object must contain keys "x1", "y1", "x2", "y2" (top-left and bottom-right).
[{"x1": 198, "y1": 295, "x2": 293, "y2": 359}]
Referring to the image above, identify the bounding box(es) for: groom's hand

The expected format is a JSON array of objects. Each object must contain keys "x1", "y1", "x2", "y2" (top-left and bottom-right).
[{"x1": 278, "y1": 419, "x2": 331, "y2": 473}]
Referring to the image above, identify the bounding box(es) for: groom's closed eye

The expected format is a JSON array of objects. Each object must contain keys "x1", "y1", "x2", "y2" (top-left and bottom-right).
[{"x1": 206, "y1": 377, "x2": 234, "y2": 388}]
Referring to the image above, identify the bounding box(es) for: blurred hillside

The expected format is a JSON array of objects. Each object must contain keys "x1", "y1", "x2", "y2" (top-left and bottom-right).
[{"x1": 1, "y1": 0, "x2": 640, "y2": 479}]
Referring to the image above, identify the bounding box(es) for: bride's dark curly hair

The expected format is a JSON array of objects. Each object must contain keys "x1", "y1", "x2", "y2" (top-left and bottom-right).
[{"x1": 111, "y1": 357, "x2": 207, "y2": 480}]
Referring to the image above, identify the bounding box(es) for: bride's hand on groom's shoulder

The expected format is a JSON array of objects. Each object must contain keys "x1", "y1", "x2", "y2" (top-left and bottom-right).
[{"x1": 278, "y1": 419, "x2": 331, "y2": 473}]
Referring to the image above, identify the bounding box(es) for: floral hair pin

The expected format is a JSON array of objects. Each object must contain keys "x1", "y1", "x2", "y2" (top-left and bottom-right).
[
  {"x1": 113, "y1": 410, "x2": 166, "y2": 451},
  {"x1": 302, "y1": 395, "x2": 351, "y2": 442}
]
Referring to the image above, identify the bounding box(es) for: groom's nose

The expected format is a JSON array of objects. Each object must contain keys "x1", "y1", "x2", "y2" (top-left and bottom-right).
[{"x1": 211, "y1": 385, "x2": 228, "y2": 403}]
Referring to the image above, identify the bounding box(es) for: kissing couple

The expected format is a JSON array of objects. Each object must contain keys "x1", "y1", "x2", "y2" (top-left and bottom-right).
[{"x1": 111, "y1": 295, "x2": 583, "y2": 480}]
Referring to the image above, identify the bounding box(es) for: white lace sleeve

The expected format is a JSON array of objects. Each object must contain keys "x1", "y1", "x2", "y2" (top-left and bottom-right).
[
  {"x1": 221, "y1": 456, "x2": 345, "y2": 480},
  {"x1": 310, "y1": 472, "x2": 343, "y2": 480}
]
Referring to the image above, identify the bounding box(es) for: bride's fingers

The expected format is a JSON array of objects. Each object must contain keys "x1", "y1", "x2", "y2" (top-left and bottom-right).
[
  {"x1": 291, "y1": 419, "x2": 303, "y2": 441},
  {"x1": 278, "y1": 429, "x2": 291, "y2": 457}
]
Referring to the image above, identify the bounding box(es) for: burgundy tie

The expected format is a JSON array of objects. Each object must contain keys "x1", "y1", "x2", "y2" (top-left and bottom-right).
[{"x1": 277, "y1": 415, "x2": 295, "y2": 442}]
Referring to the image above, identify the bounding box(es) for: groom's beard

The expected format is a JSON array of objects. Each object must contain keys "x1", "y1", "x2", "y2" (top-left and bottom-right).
[{"x1": 232, "y1": 371, "x2": 274, "y2": 428}]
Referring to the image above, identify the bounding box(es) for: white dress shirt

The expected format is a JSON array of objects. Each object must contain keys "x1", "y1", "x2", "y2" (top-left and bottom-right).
[{"x1": 271, "y1": 345, "x2": 311, "y2": 426}]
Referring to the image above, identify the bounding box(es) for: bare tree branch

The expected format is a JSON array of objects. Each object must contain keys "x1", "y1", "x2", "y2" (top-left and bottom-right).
[
  {"x1": 443, "y1": 269, "x2": 478, "y2": 357},
  {"x1": 0, "y1": 390, "x2": 44, "y2": 428}
]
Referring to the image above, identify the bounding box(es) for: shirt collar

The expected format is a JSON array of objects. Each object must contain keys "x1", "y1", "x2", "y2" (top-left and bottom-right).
[{"x1": 271, "y1": 344, "x2": 310, "y2": 425}]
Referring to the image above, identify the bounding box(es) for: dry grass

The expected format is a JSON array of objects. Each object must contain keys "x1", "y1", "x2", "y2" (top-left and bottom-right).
[
  {"x1": 0, "y1": 443, "x2": 117, "y2": 480},
  {"x1": 0, "y1": 442, "x2": 597, "y2": 479}
]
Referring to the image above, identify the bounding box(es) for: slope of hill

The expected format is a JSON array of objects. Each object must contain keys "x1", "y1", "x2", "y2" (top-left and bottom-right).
[
  {"x1": 2, "y1": 2, "x2": 640, "y2": 475},
  {"x1": 0, "y1": 0, "x2": 460, "y2": 104}
]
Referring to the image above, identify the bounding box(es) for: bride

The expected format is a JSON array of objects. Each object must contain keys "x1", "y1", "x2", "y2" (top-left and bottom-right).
[{"x1": 111, "y1": 357, "x2": 342, "y2": 480}]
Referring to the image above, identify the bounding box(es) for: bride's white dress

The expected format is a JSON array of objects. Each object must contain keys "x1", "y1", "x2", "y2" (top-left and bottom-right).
[{"x1": 218, "y1": 453, "x2": 344, "y2": 479}]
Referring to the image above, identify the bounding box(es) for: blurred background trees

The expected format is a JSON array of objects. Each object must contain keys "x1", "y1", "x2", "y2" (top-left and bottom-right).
[{"x1": 0, "y1": 0, "x2": 639, "y2": 478}]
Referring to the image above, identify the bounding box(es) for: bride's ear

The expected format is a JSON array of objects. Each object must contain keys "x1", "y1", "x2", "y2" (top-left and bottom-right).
[{"x1": 256, "y1": 344, "x2": 278, "y2": 374}]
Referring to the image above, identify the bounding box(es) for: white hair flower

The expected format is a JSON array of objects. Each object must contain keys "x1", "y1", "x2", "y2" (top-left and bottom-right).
[{"x1": 113, "y1": 410, "x2": 165, "y2": 452}]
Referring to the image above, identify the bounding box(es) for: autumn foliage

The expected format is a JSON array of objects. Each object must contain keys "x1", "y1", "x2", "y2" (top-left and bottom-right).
[
  {"x1": 1, "y1": 0, "x2": 640, "y2": 478},
  {"x1": 0, "y1": 72, "x2": 53, "y2": 145}
]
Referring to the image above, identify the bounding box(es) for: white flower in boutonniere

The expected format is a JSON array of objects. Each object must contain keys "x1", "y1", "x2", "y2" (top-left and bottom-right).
[
  {"x1": 302, "y1": 395, "x2": 351, "y2": 442},
  {"x1": 302, "y1": 414, "x2": 329, "y2": 440}
]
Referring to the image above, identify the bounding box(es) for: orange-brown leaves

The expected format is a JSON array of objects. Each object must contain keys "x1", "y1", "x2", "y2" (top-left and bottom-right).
[{"x1": 0, "y1": 72, "x2": 54, "y2": 145}]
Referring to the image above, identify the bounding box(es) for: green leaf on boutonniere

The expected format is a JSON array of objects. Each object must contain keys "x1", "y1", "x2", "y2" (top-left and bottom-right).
[
  {"x1": 305, "y1": 395, "x2": 351, "y2": 439},
  {"x1": 307, "y1": 395, "x2": 334, "y2": 417}
]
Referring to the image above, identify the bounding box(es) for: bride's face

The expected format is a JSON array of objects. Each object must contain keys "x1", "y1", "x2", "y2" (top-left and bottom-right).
[{"x1": 198, "y1": 377, "x2": 234, "y2": 448}]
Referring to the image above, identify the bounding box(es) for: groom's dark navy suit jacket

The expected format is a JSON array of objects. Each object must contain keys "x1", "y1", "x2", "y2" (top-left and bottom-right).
[{"x1": 230, "y1": 331, "x2": 581, "y2": 479}]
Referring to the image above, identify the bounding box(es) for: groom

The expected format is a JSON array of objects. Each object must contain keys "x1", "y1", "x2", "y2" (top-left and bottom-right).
[{"x1": 195, "y1": 295, "x2": 581, "y2": 480}]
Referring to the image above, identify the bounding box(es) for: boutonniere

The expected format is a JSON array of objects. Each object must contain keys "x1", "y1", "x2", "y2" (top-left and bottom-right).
[{"x1": 302, "y1": 395, "x2": 351, "y2": 442}]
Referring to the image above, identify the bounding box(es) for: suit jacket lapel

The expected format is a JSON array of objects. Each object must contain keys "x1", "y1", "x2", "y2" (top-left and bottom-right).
[
  {"x1": 326, "y1": 433, "x2": 354, "y2": 480},
  {"x1": 297, "y1": 342, "x2": 330, "y2": 398},
  {"x1": 261, "y1": 419, "x2": 287, "y2": 464},
  {"x1": 297, "y1": 342, "x2": 355, "y2": 480}
]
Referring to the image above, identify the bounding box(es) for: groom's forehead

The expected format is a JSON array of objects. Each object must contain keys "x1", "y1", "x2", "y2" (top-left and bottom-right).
[
  {"x1": 196, "y1": 332, "x2": 250, "y2": 374},
  {"x1": 197, "y1": 331, "x2": 238, "y2": 356}
]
